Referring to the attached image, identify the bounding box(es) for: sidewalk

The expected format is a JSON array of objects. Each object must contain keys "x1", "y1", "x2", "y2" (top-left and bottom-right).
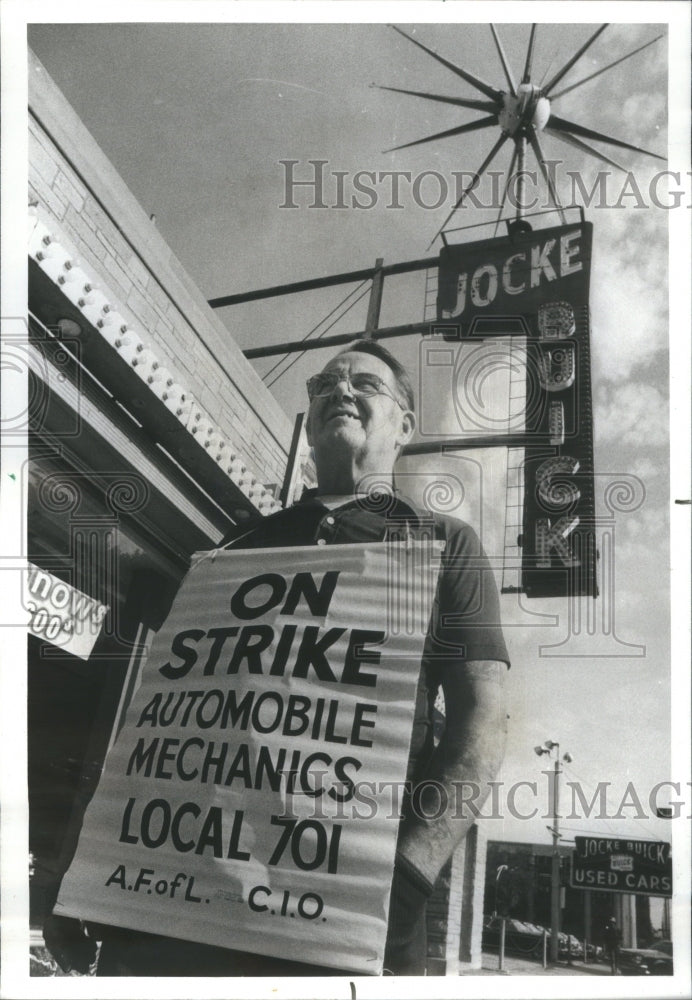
[
  {"x1": 30, "y1": 931, "x2": 614, "y2": 979},
  {"x1": 472, "y1": 951, "x2": 613, "y2": 976}
]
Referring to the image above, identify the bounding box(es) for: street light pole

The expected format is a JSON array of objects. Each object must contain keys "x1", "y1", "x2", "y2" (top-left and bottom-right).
[
  {"x1": 550, "y1": 747, "x2": 561, "y2": 964},
  {"x1": 534, "y1": 739, "x2": 572, "y2": 964}
]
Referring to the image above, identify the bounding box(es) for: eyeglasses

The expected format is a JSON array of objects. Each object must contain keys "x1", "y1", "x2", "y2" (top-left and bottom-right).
[{"x1": 306, "y1": 371, "x2": 406, "y2": 409}]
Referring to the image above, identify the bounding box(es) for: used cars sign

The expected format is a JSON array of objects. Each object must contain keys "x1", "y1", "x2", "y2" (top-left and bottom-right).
[{"x1": 571, "y1": 836, "x2": 672, "y2": 897}]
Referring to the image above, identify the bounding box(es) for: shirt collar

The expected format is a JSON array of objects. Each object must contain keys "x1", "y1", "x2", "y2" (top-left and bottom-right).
[{"x1": 298, "y1": 486, "x2": 425, "y2": 525}]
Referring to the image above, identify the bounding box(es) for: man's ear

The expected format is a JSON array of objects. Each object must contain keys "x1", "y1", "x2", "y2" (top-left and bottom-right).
[{"x1": 395, "y1": 409, "x2": 416, "y2": 450}]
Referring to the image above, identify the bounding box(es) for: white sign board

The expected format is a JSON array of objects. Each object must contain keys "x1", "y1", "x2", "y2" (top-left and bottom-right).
[{"x1": 56, "y1": 541, "x2": 442, "y2": 974}]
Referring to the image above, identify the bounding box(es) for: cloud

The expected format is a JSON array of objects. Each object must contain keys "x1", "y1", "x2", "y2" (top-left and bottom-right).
[
  {"x1": 591, "y1": 272, "x2": 667, "y2": 383},
  {"x1": 618, "y1": 501, "x2": 669, "y2": 547},
  {"x1": 584, "y1": 184, "x2": 669, "y2": 384},
  {"x1": 628, "y1": 455, "x2": 664, "y2": 481},
  {"x1": 621, "y1": 91, "x2": 668, "y2": 146},
  {"x1": 595, "y1": 382, "x2": 668, "y2": 447}
]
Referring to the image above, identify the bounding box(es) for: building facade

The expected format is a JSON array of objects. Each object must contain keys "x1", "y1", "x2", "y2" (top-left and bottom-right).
[
  {"x1": 26, "y1": 49, "x2": 297, "y2": 935},
  {"x1": 484, "y1": 839, "x2": 659, "y2": 952}
]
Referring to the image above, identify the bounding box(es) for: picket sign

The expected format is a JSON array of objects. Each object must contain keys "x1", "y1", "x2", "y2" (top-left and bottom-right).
[{"x1": 56, "y1": 541, "x2": 442, "y2": 974}]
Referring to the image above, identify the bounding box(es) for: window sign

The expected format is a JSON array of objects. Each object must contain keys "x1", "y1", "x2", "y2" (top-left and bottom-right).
[{"x1": 24, "y1": 562, "x2": 108, "y2": 660}]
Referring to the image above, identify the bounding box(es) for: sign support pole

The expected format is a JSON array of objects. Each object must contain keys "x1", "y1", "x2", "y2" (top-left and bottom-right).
[
  {"x1": 364, "y1": 257, "x2": 384, "y2": 338},
  {"x1": 584, "y1": 891, "x2": 591, "y2": 963},
  {"x1": 550, "y1": 753, "x2": 561, "y2": 963},
  {"x1": 516, "y1": 135, "x2": 527, "y2": 221}
]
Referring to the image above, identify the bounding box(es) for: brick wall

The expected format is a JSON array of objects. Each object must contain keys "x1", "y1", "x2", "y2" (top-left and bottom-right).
[{"x1": 425, "y1": 825, "x2": 486, "y2": 974}]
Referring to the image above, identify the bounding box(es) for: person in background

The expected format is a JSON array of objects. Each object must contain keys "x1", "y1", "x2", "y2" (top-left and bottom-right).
[{"x1": 604, "y1": 916, "x2": 621, "y2": 975}]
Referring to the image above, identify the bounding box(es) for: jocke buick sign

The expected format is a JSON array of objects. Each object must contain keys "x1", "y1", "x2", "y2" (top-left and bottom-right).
[
  {"x1": 437, "y1": 222, "x2": 597, "y2": 599},
  {"x1": 571, "y1": 836, "x2": 672, "y2": 897}
]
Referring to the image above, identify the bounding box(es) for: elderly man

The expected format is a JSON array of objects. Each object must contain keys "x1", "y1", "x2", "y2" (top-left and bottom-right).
[{"x1": 46, "y1": 339, "x2": 508, "y2": 976}]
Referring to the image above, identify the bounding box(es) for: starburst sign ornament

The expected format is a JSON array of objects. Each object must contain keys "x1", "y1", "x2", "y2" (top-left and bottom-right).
[{"x1": 376, "y1": 24, "x2": 665, "y2": 247}]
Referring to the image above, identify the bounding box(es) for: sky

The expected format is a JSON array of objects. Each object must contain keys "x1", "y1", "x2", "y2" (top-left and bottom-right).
[{"x1": 18, "y1": 4, "x2": 690, "y2": 859}]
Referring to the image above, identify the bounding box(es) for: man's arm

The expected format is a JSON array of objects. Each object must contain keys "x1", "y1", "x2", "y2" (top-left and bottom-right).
[{"x1": 395, "y1": 660, "x2": 507, "y2": 890}]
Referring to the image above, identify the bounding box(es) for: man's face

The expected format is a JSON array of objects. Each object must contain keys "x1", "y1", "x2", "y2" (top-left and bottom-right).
[{"x1": 306, "y1": 351, "x2": 415, "y2": 476}]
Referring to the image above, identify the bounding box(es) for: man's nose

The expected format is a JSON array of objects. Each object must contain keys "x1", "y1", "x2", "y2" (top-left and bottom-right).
[{"x1": 331, "y1": 375, "x2": 354, "y2": 399}]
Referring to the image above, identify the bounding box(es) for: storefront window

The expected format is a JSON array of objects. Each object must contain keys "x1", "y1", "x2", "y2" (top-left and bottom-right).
[{"x1": 27, "y1": 448, "x2": 184, "y2": 929}]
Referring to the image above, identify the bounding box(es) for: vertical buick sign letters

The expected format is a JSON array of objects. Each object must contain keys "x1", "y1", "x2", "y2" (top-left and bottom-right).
[{"x1": 437, "y1": 222, "x2": 597, "y2": 598}]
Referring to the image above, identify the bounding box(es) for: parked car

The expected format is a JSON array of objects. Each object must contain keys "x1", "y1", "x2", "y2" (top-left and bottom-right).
[
  {"x1": 482, "y1": 915, "x2": 544, "y2": 957},
  {"x1": 563, "y1": 933, "x2": 584, "y2": 958},
  {"x1": 618, "y1": 940, "x2": 673, "y2": 976},
  {"x1": 649, "y1": 939, "x2": 673, "y2": 960}
]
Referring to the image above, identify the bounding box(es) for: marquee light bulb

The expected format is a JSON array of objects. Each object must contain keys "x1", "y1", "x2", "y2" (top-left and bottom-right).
[
  {"x1": 130, "y1": 349, "x2": 159, "y2": 370},
  {"x1": 36, "y1": 248, "x2": 73, "y2": 283},
  {"x1": 78, "y1": 285, "x2": 103, "y2": 306},
  {"x1": 28, "y1": 220, "x2": 53, "y2": 257},
  {"x1": 98, "y1": 310, "x2": 127, "y2": 331},
  {"x1": 57, "y1": 260, "x2": 81, "y2": 283},
  {"x1": 116, "y1": 334, "x2": 145, "y2": 365},
  {"x1": 164, "y1": 392, "x2": 193, "y2": 422},
  {"x1": 57, "y1": 267, "x2": 91, "y2": 306},
  {"x1": 146, "y1": 366, "x2": 173, "y2": 389},
  {"x1": 79, "y1": 291, "x2": 112, "y2": 328},
  {"x1": 35, "y1": 239, "x2": 64, "y2": 262},
  {"x1": 174, "y1": 399, "x2": 193, "y2": 422},
  {"x1": 162, "y1": 386, "x2": 184, "y2": 404},
  {"x1": 191, "y1": 416, "x2": 214, "y2": 439},
  {"x1": 28, "y1": 205, "x2": 39, "y2": 242}
]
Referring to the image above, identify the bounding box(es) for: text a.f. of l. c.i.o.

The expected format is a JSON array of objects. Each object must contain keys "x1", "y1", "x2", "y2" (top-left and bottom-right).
[{"x1": 105, "y1": 865, "x2": 204, "y2": 902}]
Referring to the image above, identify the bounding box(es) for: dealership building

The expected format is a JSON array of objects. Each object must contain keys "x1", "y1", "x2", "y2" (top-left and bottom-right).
[{"x1": 485, "y1": 839, "x2": 671, "y2": 953}]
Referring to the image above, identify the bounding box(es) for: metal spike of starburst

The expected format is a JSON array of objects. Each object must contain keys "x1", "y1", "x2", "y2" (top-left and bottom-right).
[
  {"x1": 544, "y1": 128, "x2": 629, "y2": 174},
  {"x1": 528, "y1": 130, "x2": 566, "y2": 223},
  {"x1": 550, "y1": 33, "x2": 666, "y2": 100},
  {"x1": 542, "y1": 24, "x2": 609, "y2": 96},
  {"x1": 546, "y1": 112, "x2": 665, "y2": 161},
  {"x1": 383, "y1": 115, "x2": 498, "y2": 154},
  {"x1": 381, "y1": 23, "x2": 666, "y2": 243},
  {"x1": 427, "y1": 134, "x2": 508, "y2": 249},
  {"x1": 493, "y1": 143, "x2": 519, "y2": 236},
  {"x1": 389, "y1": 25, "x2": 502, "y2": 101},
  {"x1": 490, "y1": 24, "x2": 517, "y2": 95},
  {"x1": 372, "y1": 83, "x2": 496, "y2": 114}
]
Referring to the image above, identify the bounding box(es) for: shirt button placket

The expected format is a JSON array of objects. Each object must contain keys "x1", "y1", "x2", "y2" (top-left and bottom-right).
[{"x1": 316, "y1": 513, "x2": 336, "y2": 545}]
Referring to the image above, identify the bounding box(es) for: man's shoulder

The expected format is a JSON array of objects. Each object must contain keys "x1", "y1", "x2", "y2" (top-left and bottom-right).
[
  {"x1": 220, "y1": 503, "x2": 308, "y2": 548},
  {"x1": 427, "y1": 509, "x2": 477, "y2": 536},
  {"x1": 411, "y1": 505, "x2": 482, "y2": 549},
  {"x1": 378, "y1": 493, "x2": 473, "y2": 533}
]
